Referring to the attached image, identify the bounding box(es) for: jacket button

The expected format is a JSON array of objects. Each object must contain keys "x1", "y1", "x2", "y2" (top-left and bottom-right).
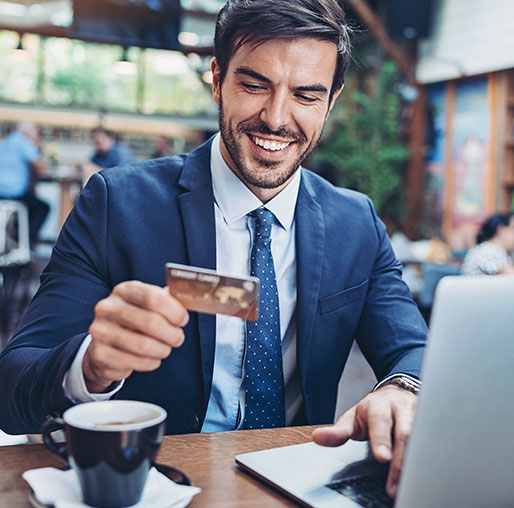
[{"x1": 189, "y1": 414, "x2": 200, "y2": 432}]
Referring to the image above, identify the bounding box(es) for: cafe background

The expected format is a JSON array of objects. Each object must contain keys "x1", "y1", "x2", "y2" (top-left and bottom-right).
[{"x1": 0, "y1": 0, "x2": 513, "y2": 441}]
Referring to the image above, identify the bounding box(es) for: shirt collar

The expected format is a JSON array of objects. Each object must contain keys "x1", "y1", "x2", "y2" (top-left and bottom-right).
[{"x1": 210, "y1": 133, "x2": 300, "y2": 230}]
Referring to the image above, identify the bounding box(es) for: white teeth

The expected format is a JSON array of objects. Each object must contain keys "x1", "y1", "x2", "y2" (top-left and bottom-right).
[{"x1": 252, "y1": 136, "x2": 290, "y2": 151}]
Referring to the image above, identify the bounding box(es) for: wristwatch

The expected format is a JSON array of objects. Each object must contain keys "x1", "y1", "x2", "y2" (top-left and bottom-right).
[{"x1": 374, "y1": 375, "x2": 421, "y2": 395}]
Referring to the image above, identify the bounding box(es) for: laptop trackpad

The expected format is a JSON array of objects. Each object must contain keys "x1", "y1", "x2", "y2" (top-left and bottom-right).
[{"x1": 236, "y1": 440, "x2": 392, "y2": 508}]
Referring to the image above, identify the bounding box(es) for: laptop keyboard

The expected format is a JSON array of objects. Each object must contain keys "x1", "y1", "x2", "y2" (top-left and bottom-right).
[{"x1": 327, "y1": 474, "x2": 394, "y2": 508}]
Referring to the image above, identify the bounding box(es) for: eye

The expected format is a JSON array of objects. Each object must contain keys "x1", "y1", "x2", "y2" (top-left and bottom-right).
[
  {"x1": 295, "y1": 93, "x2": 319, "y2": 104},
  {"x1": 242, "y1": 82, "x2": 266, "y2": 92}
]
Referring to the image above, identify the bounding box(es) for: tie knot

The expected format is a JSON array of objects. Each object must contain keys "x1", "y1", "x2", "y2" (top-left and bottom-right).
[{"x1": 250, "y1": 208, "x2": 274, "y2": 239}]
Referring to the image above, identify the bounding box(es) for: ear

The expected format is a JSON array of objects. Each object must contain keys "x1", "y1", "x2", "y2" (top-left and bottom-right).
[
  {"x1": 497, "y1": 224, "x2": 507, "y2": 237},
  {"x1": 328, "y1": 85, "x2": 343, "y2": 113},
  {"x1": 211, "y1": 57, "x2": 222, "y2": 106}
]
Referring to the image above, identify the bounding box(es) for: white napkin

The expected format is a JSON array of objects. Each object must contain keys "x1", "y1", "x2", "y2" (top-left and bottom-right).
[{"x1": 23, "y1": 466, "x2": 201, "y2": 508}]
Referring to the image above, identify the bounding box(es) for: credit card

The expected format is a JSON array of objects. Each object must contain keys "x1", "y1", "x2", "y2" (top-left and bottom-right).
[{"x1": 165, "y1": 263, "x2": 259, "y2": 321}]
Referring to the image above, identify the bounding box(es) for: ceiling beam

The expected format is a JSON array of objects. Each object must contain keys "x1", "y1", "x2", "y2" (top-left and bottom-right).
[
  {"x1": 0, "y1": 8, "x2": 215, "y2": 55},
  {"x1": 343, "y1": 0, "x2": 413, "y2": 76}
]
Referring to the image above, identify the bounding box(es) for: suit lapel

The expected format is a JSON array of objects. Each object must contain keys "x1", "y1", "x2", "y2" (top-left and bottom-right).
[
  {"x1": 177, "y1": 139, "x2": 217, "y2": 403},
  {"x1": 295, "y1": 172, "x2": 325, "y2": 389}
]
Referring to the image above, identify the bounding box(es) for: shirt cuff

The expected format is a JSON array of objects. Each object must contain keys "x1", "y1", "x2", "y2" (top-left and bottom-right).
[
  {"x1": 62, "y1": 334, "x2": 124, "y2": 403},
  {"x1": 373, "y1": 373, "x2": 421, "y2": 393}
]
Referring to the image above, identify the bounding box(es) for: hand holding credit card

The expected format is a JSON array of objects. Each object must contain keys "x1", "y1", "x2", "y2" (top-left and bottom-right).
[{"x1": 165, "y1": 263, "x2": 259, "y2": 321}]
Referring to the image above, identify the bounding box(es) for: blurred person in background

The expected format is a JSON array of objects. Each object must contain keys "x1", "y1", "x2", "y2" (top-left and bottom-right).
[
  {"x1": 461, "y1": 213, "x2": 514, "y2": 275},
  {"x1": 82, "y1": 127, "x2": 134, "y2": 176},
  {"x1": 151, "y1": 135, "x2": 172, "y2": 159},
  {"x1": 0, "y1": 121, "x2": 49, "y2": 243}
]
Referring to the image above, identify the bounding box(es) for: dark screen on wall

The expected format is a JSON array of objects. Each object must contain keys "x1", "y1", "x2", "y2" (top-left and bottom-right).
[{"x1": 71, "y1": 0, "x2": 182, "y2": 50}]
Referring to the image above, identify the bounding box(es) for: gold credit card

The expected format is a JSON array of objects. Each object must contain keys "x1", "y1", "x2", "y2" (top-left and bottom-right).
[{"x1": 165, "y1": 263, "x2": 259, "y2": 321}]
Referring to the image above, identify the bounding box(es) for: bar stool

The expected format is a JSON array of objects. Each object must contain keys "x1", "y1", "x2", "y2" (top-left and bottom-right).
[{"x1": 0, "y1": 200, "x2": 32, "y2": 343}]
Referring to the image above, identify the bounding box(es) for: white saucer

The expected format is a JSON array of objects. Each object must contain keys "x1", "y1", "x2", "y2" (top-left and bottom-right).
[
  {"x1": 29, "y1": 491, "x2": 194, "y2": 508},
  {"x1": 27, "y1": 463, "x2": 194, "y2": 508}
]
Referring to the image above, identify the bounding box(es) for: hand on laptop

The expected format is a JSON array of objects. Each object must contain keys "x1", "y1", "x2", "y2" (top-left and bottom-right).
[
  {"x1": 84, "y1": 281, "x2": 189, "y2": 393},
  {"x1": 312, "y1": 385, "x2": 417, "y2": 498}
]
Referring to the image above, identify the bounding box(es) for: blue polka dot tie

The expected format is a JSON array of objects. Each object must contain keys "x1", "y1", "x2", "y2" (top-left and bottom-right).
[{"x1": 243, "y1": 208, "x2": 285, "y2": 429}]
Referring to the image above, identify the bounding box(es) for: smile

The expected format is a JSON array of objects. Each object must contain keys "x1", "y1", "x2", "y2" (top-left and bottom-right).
[{"x1": 251, "y1": 136, "x2": 291, "y2": 152}]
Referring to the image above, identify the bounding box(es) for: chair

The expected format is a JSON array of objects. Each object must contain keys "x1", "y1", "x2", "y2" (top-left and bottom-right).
[
  {"x1": 0, "y1": 200, "x2": 32, "y2": 343},
  {"x1": 418, "y1": 262, "x2": 461, "y2": 322},
  {"x1": 0, "y1": 200, "x2": 30, "y2": 263}
]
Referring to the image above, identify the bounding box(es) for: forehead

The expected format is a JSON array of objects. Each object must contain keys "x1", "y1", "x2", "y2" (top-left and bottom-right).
[{"x1": 228, "y1": 38, "x2": 338, "y2": 87}]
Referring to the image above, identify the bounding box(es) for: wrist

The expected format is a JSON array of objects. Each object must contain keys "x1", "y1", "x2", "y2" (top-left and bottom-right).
[
  {"x1": 82, "y1": 354, "x2": 113, "y2": 394},
  {"x1": 374, "y1": 374, "x2": 421, "y2": 396}
]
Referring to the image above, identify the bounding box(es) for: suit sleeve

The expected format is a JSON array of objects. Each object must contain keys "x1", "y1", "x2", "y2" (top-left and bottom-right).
[
  {"x1": 355, "y1": 198, "x2": 427, "y2": 382},
  {"x1": 0, "y1": 173, "x2": 112, "y2": 434}
]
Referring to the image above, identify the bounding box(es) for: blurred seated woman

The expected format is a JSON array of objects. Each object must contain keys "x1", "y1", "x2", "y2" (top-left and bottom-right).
[{"x1": 461, "y1": 214, "x2": 514, "y2": 275}]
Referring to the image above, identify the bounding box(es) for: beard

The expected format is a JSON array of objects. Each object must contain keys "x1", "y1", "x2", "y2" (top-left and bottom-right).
[{"x1": 218, "y1": 95, "x2": 325, "y2": 190}]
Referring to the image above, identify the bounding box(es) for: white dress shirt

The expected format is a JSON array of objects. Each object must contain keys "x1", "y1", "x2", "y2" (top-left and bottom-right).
[
  {"x1": 203, "y1": 134, "x2": 301, "y2": 430},
  {"x1": 63, "y1": 134, "x2": 303, "y2": 431}
]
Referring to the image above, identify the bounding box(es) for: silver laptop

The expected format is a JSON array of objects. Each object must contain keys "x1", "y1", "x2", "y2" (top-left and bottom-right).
[{"x1": 236, "y1": 276, "x2": 514, "y2": 508}]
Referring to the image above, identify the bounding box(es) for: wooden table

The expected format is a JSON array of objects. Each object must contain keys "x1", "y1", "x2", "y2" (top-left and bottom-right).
[{"x1": 0, "y1": 426, "x2": 317, "y2": 507}]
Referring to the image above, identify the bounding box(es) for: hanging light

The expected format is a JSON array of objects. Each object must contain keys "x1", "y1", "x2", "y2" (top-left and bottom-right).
[
  {"x1": 178, "y1": 31, "x2": 200, "y2": 46},
  {"x1": 9, "y1": 33, "x2": 31, "y2": 62},
  {"x1": 113, "y1": 47, "x2": 137, "y2": 75}
]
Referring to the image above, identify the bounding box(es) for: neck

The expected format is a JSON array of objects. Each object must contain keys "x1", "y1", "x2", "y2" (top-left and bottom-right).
[{"x1": 488, "y1": 237, "x2": 505, "y2": 249}]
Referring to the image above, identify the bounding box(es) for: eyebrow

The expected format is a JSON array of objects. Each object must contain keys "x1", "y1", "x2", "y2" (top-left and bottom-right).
[
  {"x1": 295, "y1": 84, "x2": 328, "y2": 94},
  {"x1": 234, "y1": 66, "x2": 328, "y2": 95},
  {"x1": 234, "y1": 66, "x2": 272, "y2": 83}
]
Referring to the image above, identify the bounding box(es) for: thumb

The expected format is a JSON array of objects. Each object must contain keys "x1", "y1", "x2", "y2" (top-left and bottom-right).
[{"x1": 312, "y1": 407, "x2": 356, "y2": 447}]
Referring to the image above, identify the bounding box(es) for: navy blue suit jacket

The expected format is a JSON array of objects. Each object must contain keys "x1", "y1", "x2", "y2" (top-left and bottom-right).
[{"x1": 0, "y1": 138, "x2": 426, "y2": 434}]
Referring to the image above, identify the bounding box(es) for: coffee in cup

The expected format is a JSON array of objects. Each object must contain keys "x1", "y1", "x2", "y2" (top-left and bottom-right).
[{"x1": 42, "y1": 400, "x2": 167, "y2": 508}]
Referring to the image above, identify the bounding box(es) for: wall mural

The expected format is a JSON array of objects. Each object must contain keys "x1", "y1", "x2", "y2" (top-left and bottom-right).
[{"x1": 451, "y1": 77, "x2": 490, "y2": 229}]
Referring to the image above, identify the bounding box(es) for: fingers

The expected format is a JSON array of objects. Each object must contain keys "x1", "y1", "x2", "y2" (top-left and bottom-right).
[
  {"x1": 367, "y1": 403, "x2": 393, "y2": 463},
  {"x1": 312, "y1": 407, "x2": 356, "y2": 447},
  {"x1": 85, "y1": 340, "x2": 164, "y2": 382},
  {"x1": 93, "y1": 293, "x2": 185, "y2": 348},
  {"x1": 386, "y1": 392, "x2": 417, "y2": 498},
  {"x1": 366, "y1": 387, "x2": 417, "y2": 497},
  {"x1": 84, "y1": 280, "x2": 190, "y2": 392},
  {"x1": 311, "y1": 386, "x2": 417, "y2": 499},
  {"x1": 113, "y1": 281, "x2": 189, "y2": 327},
  {"x1": 89, "y1": 311, "x2": 179, "y2": 358}
]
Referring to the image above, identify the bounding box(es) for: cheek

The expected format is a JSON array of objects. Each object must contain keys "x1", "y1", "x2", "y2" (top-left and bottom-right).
[
  {"x1": 298, "y1": 115, "x2": 325, "y2": 141},
  {"x1": 294, "y1": 103, "x2": 329, "y2": 133}
]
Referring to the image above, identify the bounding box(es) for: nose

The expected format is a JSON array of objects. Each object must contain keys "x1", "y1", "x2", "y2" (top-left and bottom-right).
[{"x1": 259, "y1": 89, "x2": 292, "y2": 133}]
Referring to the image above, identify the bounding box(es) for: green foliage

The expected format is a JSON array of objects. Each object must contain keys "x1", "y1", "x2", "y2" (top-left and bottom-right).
[
  {"x1": 315, "y1": 61, "x2": 408, "y2": 222},
  {"x1": 50, "y1": 63, "x2": 106, "y2": 107}
]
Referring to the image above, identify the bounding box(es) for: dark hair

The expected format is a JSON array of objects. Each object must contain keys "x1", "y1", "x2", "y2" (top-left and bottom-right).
[
  {"x1": 214, "y1": 0, "x2": 351, "y2": 100},
  {"x1": 92, "y1": 127, "x2": 114, "y2": 138},
  {"x1": 477, "y1": 214, "x2": 512, "y2": 244}
]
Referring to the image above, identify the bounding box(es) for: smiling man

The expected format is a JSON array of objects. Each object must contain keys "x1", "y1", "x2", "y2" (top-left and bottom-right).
[{"x1": 0, "y1": 0, "x2": 427, "y2": 499}]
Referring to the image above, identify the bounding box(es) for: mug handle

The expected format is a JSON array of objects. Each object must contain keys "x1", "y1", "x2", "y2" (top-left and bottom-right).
[{"x1": 41, "y1": 416, "x2": 68, "y2": 463}]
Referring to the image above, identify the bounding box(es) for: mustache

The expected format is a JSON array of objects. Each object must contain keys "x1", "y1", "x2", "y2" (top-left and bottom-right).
[{"x1": 237, "y1": 121, "x2": 306, "y2": 144}]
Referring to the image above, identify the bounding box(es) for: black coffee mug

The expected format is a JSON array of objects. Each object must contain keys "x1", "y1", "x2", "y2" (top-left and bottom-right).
[{"x1": 42, "y1": 400, "x2": 167, "y2": 508}]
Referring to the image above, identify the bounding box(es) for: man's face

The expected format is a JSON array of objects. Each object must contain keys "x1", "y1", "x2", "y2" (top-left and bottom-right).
[
  {"x1": 211, "y1": 38, "x2": 341, "y2": 201},
  {"x1": 502, "y1": 218, "x2": 514, "y2": 252},
  {"x1": 93, "y1": 131, "x2": 115, "y2": 155}
]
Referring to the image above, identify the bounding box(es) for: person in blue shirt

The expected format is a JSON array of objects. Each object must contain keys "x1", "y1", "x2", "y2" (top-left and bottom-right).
[
  {"x1": 89, "y1": 127, "x2": 134, "y2": 170},
  {"x1": 0, "y1": 121, "x2": 49, "y2": 242}
]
